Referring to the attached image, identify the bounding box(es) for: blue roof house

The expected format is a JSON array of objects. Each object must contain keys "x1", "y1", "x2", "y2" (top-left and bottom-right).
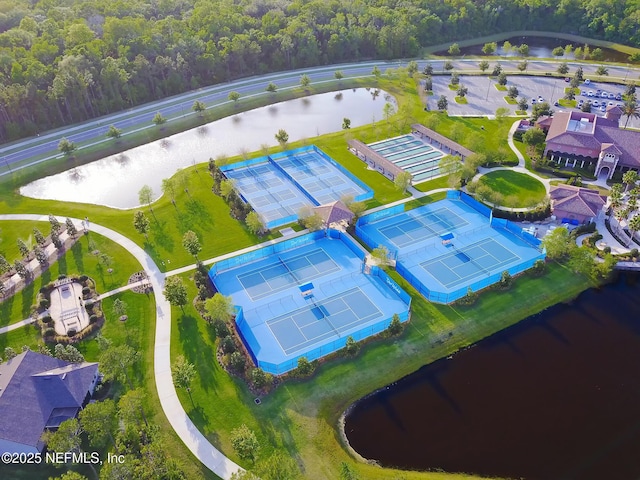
[{"x1": 0, "y1": 351, "x2": 99, "y2": 454}]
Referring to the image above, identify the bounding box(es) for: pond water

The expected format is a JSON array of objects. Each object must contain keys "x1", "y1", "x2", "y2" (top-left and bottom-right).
[
  {"x1": 436, "y1": 35, "x2": 630, "y2": 63},
  {"x1": 20, "y1": 88, "x2": 393, "y2": 209},
  {"x1": 344, "y1": 273, "x2": 640, "y2": 480}
]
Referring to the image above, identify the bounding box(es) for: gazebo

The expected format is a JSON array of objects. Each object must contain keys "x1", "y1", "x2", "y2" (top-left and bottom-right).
[{"x1": 313, "y1": 200, "x2": 354, "y2": 228}]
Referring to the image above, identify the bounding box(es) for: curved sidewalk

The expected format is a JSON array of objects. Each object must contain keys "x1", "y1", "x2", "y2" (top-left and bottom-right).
[{"x1": 0, "y1": 214, "x2": 241, "y2": 479}]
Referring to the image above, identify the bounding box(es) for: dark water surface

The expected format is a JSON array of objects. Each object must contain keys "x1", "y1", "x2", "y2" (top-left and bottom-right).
[
  {"x1": 344, "y1": 274, "x2": 640, "y2": 480},
  {"x1": 435, "y1": 36, "x2": 630, "y2": 63}
]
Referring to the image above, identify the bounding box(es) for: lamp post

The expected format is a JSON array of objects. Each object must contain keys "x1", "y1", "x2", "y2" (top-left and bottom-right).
[
  {"x1": 486, "y1": 77, "x2": 492, "y2": 101},
  {"x1": 3, "y1": 157, "x2": 11, "y2": 173}
]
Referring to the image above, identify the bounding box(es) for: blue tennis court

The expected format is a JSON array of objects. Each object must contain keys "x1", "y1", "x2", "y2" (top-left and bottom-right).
[
  {"x1": 210, "y1": 230, "x2": 411, "y2": 374},
  {"x1": 220, "y1": 146, "x2": 373, "y2": 229},
  {"x1": 368, "y1": 134, "x2": 447, "y2": 183},
  {"x1": 268, "y1": 288, "x2": 381, "y2": 355},
  {"x1": 356, "y1": 192, "x2": 546, "y2": 303},
  {"x1": 271, "y1": 147, "x2": 372, "y2": 205},
  {"x1": 420, "y1": 238, "x2": 519, "y2": 289},
  {"x1": 237, "y1": 248, "x2": 340, "y2": 300},
  {"x1": 378, "y1": 206, "x2": 469, "y2": 248}
]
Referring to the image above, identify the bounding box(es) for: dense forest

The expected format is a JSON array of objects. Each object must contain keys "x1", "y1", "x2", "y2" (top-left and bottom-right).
[{"x1": 1, "y1": 0, "x2": 640, "y2": 143}]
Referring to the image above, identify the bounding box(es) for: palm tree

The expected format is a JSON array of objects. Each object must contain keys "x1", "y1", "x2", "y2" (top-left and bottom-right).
[
  {"x1": 623, "y1": 100, "x2": 640, "y2": 129},
  {"x1": 622, "y1": 169, "x2": 638, "y2": 192},
  {"x1": 628, "y1": 214, "x2": 640, "y2": 245}
]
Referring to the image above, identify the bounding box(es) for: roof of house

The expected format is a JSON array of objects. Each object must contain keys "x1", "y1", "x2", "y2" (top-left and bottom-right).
[
  {"x1": 313, "y1": 200, "x2": 354, "y2": 225},
  {"x1": 544, "y1": 111, "x2": 640, "y2": 168},
  {"x1": 0, "y1": 351, "x2": 98, "y2": 450},
  {"x1": 550, "y1": 185, "x2": 607, "y2": 218}
]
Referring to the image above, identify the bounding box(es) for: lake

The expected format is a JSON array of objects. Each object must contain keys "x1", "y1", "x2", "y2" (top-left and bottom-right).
[
  {"x1": 344, "y1": 273, "x2": 640, "y2": 480},
  {"x1": 436, "y1": 35, "x2": 630, "y2": 63},
  {"x1": 20, "y1": 88, "x2": 393, "y2": 209}
]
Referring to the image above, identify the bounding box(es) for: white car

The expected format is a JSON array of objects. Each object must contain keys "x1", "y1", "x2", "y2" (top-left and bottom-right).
[
  {"x1": 585, "y1": 79, "x2": 591, "y2": 85},
  {"x1": 587, "y1": 91, "x2": 594, "y2": 97},
  {"x1": 531, "y1": 98, "x2": 537, "y2": 104},
  {"x1": 601, "y1": 92, "x2": 608, "y2": 98},
  {"x1": 593, "y1": 100, "x2": 600, "y2": 107}
]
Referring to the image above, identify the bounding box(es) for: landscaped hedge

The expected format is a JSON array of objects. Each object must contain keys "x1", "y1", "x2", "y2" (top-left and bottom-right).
[{"x1": 493, "y1": 203, "x2": 551, "y2": 222}]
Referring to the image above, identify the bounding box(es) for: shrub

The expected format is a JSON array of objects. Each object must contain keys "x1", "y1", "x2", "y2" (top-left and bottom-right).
[
  {"x1": 221, "y1": 336, "x2": 236, "y2": 354},
  {"x1": 603, "y1": 246, "x2": 611, "y2": 254},
  {"x1": 67, "y1": 329, "x2": 77, "y2": 337},
  {"x1": 57, "y1": 274, "x2": 67, "y2": 280},
  {"x1": 251, "y1": 368, "x2": 272, "y2": 390},
  {"x1": 89, "y1": 315, "x2": 99, "y2": 324},
  {"x1": 499, "y1": 271, "x2": 513, "y2": 289},
  {"x1": 43, "y1": 328, "x2": 55, "y2": 337},
  {"x1": 79, "y1": 275, "x2": 88, "y2": 282},
  {"x1": 295, "y1": 357, "x2": 316, "y2": 377},
  {"x1": 531, "y1": 259, "x2": 546, "y2": 276},
  {"x1": 386, "y1": 314, "x2": 404, "y2": 336},
  {"x1": 458, "y1": 287, "x2": 479, "y2": 306},
  {"x1": 82, "y1": 286, "x2": 91, "y2": 296},
  {"x1": 213, "y1": 319, "x2": 230, "y2": 338},
  {"x1": 344, "y1": 336, "x2": 359, "y2": 356},
  {"x1": 229, "y1": 351, "x2": 246, "y2": 372},
  {"x1": 631, "y1": 248, "x2": 638, "y2": 258},
  {"x1": 39, "y1": 298, "x2": 50, "y2": 309}
]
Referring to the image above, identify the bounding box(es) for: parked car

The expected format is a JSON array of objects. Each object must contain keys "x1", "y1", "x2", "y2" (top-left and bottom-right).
[
  {"x1": 588, "y1": 91, "x2": 594, "y2": 97},
  {"x1": 585, "y1": 79, "x2": 591, "y2": 85},
  {"x1": 617, "y1": 103, "x2": 623, "y2": 107},
  {"x1": 581, "y1": 90, "x2": 586, "y2": 96},
  {"x1": 601, "y1": 92, "x2": 608, "y2": 98},
  {"x1": 531, "y1": 98, "x2": 537, "y2": 104},
  {"x1": 616, "y1": 93, "x2": 622, "y2": 101},
  {"x1": 554, "y1": 101, "x2": 559, "y2": 106},
  {"x1": 608, "y1": 93, "x2": 615, "y2": 99},
  {"x1": 593, "y1": 100, "x2": 600, "y2": 107},
  {"x1": 600, "y1": 105, "x2": 606, "y2": 112},
  {"x1": 608, "y1": 101, "x2": 614, "y2": 106},
  {"x1": 538, "y1": 96, "x2": 544, "y2": 102}
]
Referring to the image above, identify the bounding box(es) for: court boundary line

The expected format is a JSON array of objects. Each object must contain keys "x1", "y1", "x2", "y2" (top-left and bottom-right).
[
  {"x1": 267, "y1": 287, "x2": 382, "y2": 355},
  {"x1": 420, "y1": 237, "x2": 521, "y2": 289},
  {"x1": 236, "y1": 247, "x2": 340, "y2": 301}
]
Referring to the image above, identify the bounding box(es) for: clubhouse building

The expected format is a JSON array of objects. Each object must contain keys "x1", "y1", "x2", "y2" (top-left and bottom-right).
[{"x1": 536, "y1": 106, "x2": 640, "y2": 179}]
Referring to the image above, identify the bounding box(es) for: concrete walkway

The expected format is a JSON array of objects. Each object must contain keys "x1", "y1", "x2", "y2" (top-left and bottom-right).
[
  {"x1": 0, "y1": 214, "x2": 242, "y2": 479},
  {"x1": 0, "y1": 316, "x2": 36, "y2": 335},
  {"x1": 594, "y1": 215, "x2": 630, "y2": 254},
  {"x1": 96, "y1": 278, "x2": 151, "y2": 301}
]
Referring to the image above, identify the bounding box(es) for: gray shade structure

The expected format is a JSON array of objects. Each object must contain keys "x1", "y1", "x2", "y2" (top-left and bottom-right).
[
  {"x1": 0, "y1": 351, "x2": 99, "y2": 454},
  {"x1": 313, "y1": 200, "x2": 354, "y2": 227}
]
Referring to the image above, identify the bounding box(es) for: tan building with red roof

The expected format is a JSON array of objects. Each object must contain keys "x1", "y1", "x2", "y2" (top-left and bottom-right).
[
  {"x1": 537, "y1": 106, "x2": 640, "y2": 180},
  {"x1": 549, "y1": 184, "x2": 607, "y2": 224}
]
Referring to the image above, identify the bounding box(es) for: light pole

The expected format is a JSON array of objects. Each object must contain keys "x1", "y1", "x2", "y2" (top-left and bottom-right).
[
  {"x1": 3, "y1": 157, "x2": 11, "y2": 173},
  {"x1": 486, "y1": 77, "x2": 492, "y2": 101}
]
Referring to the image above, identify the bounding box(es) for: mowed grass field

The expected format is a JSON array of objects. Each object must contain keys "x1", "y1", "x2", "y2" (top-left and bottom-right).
[{"x1": 477, "y1": 170, "x2": 547, "y2": 207}]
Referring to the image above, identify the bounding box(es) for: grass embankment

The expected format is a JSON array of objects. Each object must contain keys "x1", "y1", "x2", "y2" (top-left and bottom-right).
[
  {"x1": 477, "y1": 170, "x2": 547, "y2": 207},
  {"x1": 170, "y1": 262, "x2": 591, "y2": 479}
]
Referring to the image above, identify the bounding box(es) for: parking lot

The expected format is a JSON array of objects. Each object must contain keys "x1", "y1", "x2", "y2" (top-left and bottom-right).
[{"x1": 426, "y1": 75, "x2": 639, "y2": 129}]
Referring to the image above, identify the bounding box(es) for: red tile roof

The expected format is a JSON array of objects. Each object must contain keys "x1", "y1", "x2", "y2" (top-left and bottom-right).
[{"x1": 550, "y1": 185, "x2": 607, "y2": 217}]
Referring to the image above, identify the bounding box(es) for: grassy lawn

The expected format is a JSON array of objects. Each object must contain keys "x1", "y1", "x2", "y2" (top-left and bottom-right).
[
  {"x1": 170, "y1": 262, "x2": 591, "y2": 479},
  {"x1": 558, "y1": 98, "x2": 577, "y2": 107},
  {"x1": 495, "y1": 84, "x2": 507, "y2": 91},
  {"x1": 454, "y1": 96, "x2": 468, "y2": 104},
  {"x1": 0, "y1": 223, "x2": 142, "y2": 328},
  {"x1": 413, "y1": 175, "x2": 451, "y2": 192},
  {"x1": 504, "y1": 96, "x2": 517, "y2": 104},
  {"x1": 422, "y1": 114, "x2": 519, "y2": 165},
  {"x1": 477, "y1": 170, "x2": 547, "y2": 207}
]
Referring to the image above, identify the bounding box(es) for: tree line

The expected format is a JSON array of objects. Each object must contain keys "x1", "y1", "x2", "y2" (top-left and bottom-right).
[{"x1": 1, "y1": 0, "x2": 640, "y2": 143}]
